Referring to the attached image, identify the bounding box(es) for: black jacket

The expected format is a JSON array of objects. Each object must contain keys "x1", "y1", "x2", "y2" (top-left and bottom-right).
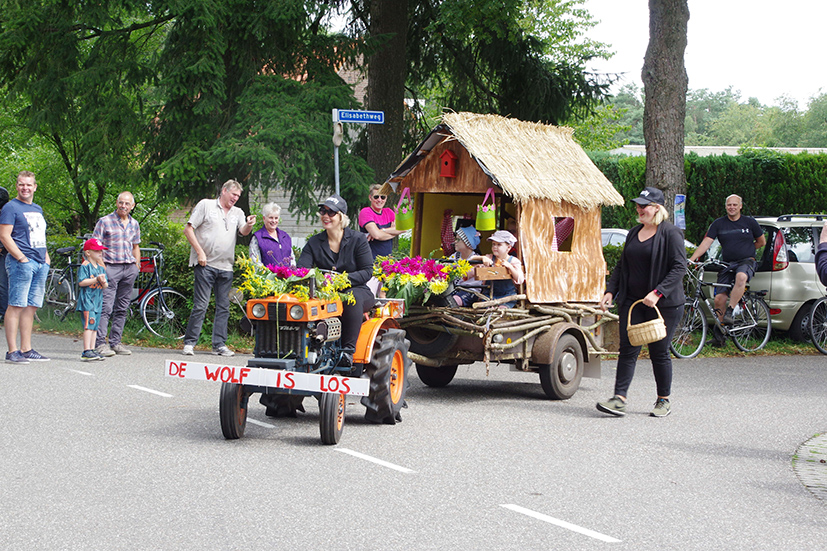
[
  {"x1": 606, "y1": 221, "x2": 687, "y2": 308},
  {"x1": 297, "y1": 228, "x2": 374, "y2": 289}
]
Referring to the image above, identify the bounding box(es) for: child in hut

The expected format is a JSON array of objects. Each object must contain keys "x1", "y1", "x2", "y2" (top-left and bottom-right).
[
  {"x1": 451, "y1": 225, "x2": 485, "y2": 306},
  {"x1": 77, "y1": 238, "x2": 109, "y2": 361},
  {"x1": 481, "y1": 230, "x2": 524, "y2": 307}
]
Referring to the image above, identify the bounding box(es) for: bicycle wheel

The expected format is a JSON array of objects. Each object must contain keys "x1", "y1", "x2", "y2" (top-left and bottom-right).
[
  {"x1": 670, "y1": 300, "x2": 707, "y2": 359},
  {"x1": 43, "y1": 268, "x2": 74, "y2": 320},
  {"x1": 140, "y1": 287, "x2": 189, "y2": 339},
  {"x1": 808, "y1": 297, "x2": 827, "y2": 355},
  {"x1": 730, "y1": 296, "x2": 771, "y2": 352}
]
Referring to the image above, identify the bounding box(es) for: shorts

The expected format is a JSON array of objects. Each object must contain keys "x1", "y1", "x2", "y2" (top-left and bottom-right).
[
  {"x1": 715, "y1": 258, "x2": 756, "y2": 296},
  {"x1": 6, "y1": 256, "x2": 49, "y2": 308},
  {"x1": 82, "y1": 308, "x2": 103, "y2": 331}
]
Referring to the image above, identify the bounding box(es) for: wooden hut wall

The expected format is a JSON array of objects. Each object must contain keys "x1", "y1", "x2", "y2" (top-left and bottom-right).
[
  {"x1": 406, "y1": 139, "x2": 493, "y2": 194},
  {"x1": 521, "y1": 199, "x2": 604, "y2": 303}
]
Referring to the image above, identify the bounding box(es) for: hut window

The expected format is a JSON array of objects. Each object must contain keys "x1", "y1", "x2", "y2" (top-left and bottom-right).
[{"x1": 552, "y1": 217, "x2": 575, "y2": 252}]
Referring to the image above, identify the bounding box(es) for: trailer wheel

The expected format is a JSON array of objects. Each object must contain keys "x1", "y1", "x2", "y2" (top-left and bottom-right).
[
  {"x1": 319, "y1": 392, "x2": 346, "y2": 445},
  {"x1": 406, "y1": 325, "x2": 458, "y2": 357},
  {"x1": 361, "y1": 328, "x2": 410, "y2": 424},
  {"x1": 415, "y1": 364, "x2": 458, "y2": 387},
  {"x1": 538, "y1": 334, "x2": 583, "y2": 400},
  {"x1": 219, "y1": 383, "x2": 250, "y2": 439}
]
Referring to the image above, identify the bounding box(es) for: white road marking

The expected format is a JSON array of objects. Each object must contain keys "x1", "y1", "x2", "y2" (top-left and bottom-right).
[
  {"x1": 500, "y1": 504, "x2": 621, "y2": 543},
  {"x1": 247, "y1": 418, "x2": 275, "y2": 428},
  {"x1": 65, "y1": 368, "x2": 93, "y2": 376},
  {"x1": 127, "y1": 385, "x2": 173, "y2": 398},
  {"x1": 335, "y1": 448, "x2": 415, "y2": 473}
]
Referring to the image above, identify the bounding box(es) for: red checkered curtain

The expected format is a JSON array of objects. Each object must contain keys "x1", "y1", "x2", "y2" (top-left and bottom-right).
[{"x1": 441, "y1": 209, "x2": 455, "y2": 256}]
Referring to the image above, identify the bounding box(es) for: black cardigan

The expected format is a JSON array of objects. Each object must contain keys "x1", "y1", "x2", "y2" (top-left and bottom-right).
[
  {"x1": 606, "y1": 221, "x2": 687, "y2": 308},
  {"x1": 297, "y1": 228, "x2": 374, "y2": 289}
]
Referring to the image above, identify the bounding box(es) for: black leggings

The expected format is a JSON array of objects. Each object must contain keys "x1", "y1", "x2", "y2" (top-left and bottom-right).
[
  {"x1": 340, "y1": 286, "x2": 375, "y2": 351},
  {"x1": 615, "y1": 301, "x2": 683, "y2": 398}
]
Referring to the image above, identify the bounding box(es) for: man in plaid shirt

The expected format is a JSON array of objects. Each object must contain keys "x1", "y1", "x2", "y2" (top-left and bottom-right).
[{"x1": 92, "y1": 191, "x2": 141, "y2": 356}]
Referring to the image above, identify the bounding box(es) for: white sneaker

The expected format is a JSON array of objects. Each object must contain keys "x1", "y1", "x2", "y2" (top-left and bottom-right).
[
  {"x1": 212, "y1": 346, "x2": 234, "y2": 357},
  {"x1": 182, "y1": 344, "x2": 194, "y2": 356}
]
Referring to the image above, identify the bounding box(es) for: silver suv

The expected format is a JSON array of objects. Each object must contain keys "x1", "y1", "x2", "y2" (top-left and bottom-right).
[{"x1": 708, "y1": 214, "x2": 826, "y2": 340}]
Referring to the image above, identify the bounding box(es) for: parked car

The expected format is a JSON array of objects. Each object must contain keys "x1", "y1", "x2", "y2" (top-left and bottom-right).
[
  {"x1": 602, "y1": 228, "x2": 696, "y2": 250},
  {"x1": 705, "y1": 214, "x2": 827, "y2": 341}
]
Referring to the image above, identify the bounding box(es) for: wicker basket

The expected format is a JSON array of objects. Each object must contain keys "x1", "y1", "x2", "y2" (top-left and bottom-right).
[{"x1": 626, "y1": 299, "x2": 667, "y2": 346}]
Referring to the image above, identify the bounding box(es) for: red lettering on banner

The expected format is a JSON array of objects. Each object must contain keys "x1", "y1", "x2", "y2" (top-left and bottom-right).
[
  {"x1": 341, "y1": 378, "x2": 350, "y2": 394},
  {"x1": 284, "y1": 372, "x2": 295, "y2": 389},
  {"x1": 239, "y1": 368, "x2": 250, "y2": 384},
  {"x1": 218, "y1": 366, "x2": 243, "y2": 384},
  {"x1": 168, "y1": 362, "x2": 187, "y2": 377},
  {"x1": 204, "y1": 365, "x2": 220, "y2": 381}
]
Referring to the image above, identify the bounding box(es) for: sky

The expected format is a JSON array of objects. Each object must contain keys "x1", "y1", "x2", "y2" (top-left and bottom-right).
[{"x1": 582, "y1": 0, "x2": 827, "y2": 108}]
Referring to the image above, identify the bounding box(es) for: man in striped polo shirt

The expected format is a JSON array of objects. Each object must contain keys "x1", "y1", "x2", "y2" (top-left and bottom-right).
[{"x1": 92, "y1": 191, "x2": 141, "y2": 356}]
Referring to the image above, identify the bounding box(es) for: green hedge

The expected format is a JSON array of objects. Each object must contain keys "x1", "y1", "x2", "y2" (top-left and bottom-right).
[{"x1": 590, "y1": 149, "x2": 827, "y2": 244}]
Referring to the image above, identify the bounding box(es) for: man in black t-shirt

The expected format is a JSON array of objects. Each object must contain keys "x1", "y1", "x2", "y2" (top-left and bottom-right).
[{"x1": 690, "y1": 194, "x2": 766, "y2": 330}]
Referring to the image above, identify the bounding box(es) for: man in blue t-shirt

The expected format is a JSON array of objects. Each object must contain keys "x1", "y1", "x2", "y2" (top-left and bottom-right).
[
  {"x1": 0, "y1": 171, "x2": 51, "y2": 363},
  {"x1": 690, "y1": 194, "x2": 766, "y2": 330}
]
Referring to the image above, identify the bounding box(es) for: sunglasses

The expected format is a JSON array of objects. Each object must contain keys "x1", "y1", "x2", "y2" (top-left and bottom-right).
[
  {"x1": 318, "y1": 206, "x2": 338, "y2": 216},
  {"x1": 372, "y1": 195, "x2": 387, "y2": 200}
]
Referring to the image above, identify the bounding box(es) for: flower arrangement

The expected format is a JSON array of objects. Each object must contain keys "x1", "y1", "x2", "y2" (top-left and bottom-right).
[
  {"x1": 373, "y1": 256, "x2": 472, "y2": 309},
  {"x1": 236, "y1": 255, "x2": 354, "y2": 304}
]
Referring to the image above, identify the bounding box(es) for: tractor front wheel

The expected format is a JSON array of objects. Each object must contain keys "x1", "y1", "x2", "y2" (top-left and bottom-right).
[
  {"x1": 319, "y1": 392, "x2": 346, "y2": 445},
  {"x1": 219, "y1": 383, "x2": 250, "y2": 439}
]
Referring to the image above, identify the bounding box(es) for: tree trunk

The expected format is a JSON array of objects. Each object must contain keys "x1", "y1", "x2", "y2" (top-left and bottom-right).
[
  {"x1": 366, "y1": 0, "x2": 408, "y2": 185},
  {"x1": 642, "y1": 0, "x2": 689, "y2": 220}
]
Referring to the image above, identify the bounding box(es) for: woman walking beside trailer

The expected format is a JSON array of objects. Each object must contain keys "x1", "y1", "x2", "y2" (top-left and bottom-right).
[{"x1": 598, "y1": 187, "x2": 686, "y2": 418}]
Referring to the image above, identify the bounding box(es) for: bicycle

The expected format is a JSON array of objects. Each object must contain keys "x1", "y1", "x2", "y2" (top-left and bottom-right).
[
  {"x1": 43, "y1": 240, "x2": 86, "y2": 320},
  {"x1": 130, "y1": 242, "x2": 189, "y2": 340},
  {"x1": 808, "y1": 295, "x2": 827, "y2": 355},
  {"x1": 670, "y1": 259, "x2": 772, "y2": 358}
]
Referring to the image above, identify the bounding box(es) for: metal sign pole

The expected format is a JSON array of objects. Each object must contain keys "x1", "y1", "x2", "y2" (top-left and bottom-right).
[{"x1": 331, "y1": 108, "x2": 383, "y2": 196}]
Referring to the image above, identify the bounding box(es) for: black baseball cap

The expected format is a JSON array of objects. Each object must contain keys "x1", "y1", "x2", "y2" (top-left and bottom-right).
[
  {"x1": 632, "y1": 186, "x2": 665, "y2": 206},
  {"x1": 318, "y1": 193, "x2": 348, "y2": 215}
]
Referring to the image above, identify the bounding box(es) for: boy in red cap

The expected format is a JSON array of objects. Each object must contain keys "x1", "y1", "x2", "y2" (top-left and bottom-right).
[{"x1": 78, "y1": 238, "x2": 109, "y2": 361}]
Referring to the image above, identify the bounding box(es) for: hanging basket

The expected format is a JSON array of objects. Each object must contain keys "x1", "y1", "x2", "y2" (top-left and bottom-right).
[
  {"x1": 475, "y1": 188, "x2": 496, "y2": 231},
  {"x1": 626, "y1": 299, "x2": 667, "y2": 346},
  {"x1": 395, "y1": 187, "x2": 414, "y2": 231}
]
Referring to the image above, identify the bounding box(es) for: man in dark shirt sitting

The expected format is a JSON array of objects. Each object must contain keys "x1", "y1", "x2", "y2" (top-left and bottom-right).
[{"x1": 689, "y1": 195, "x2": 766, "y2": 338}]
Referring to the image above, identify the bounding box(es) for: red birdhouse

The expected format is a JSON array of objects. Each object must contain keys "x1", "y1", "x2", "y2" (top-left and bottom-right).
[{"x1": 439, "y1": 150, "x2": 458, "y2": 178}]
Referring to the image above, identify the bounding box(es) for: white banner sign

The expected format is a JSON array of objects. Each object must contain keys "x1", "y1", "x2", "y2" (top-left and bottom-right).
[{"x1": 165, "y1": 360, "x2": 370, "y2": 396}]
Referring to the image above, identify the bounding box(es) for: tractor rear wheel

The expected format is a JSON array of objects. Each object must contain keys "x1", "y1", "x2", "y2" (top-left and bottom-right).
[
  {"x1": 219, "y1": 383, "x2": 249, "y2": 439},
  {"x1": 361, "y1": 328, "x2": 410, "y2": 424},
  {"x1": 319, "y1": 392, "x2": 346, "y2": 445}
]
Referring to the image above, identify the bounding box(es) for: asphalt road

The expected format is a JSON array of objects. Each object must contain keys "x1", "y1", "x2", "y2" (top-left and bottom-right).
[{"x1": 1, "y1": 333, "x2": 825, "y2": 550}]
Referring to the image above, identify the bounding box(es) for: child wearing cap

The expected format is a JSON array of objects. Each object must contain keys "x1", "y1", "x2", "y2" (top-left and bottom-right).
[
  {"x1": 77, "y1": 238, "x2": 109, "y2": 361},
  {"x1": 482, "y1": 230, "x2": 525, "y2": 307},
  {"x1": 451, "y1": 225, "x2": 485, "y2": 306}
]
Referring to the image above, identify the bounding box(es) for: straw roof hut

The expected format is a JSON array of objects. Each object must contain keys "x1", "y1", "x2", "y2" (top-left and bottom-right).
[{"x1": 385, "y1": 112, "x2": 624, "y2": 304}]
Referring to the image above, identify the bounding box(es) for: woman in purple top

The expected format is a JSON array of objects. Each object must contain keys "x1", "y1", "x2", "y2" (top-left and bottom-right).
[{"x1": 249, "y1": 202, "x2": 294, "y2": 267}]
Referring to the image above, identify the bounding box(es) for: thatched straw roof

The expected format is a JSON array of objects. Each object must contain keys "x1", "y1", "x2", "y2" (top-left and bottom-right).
[{"x1": 388, "y1": 112, "x2": 624, "y2": 210}]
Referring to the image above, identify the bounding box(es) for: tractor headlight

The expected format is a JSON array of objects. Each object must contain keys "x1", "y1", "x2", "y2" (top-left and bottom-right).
[
  {"x1": 251, "y1": 303, "x2": 266, "y2": 318},
  {"x1": 289, "y1": 305, "x2": 304, "y2": 320}
]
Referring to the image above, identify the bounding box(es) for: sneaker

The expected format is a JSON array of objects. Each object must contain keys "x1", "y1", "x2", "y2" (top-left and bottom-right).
[
  {"x1": 596, "y1": 395, "x2": 627, "y2": 417},
  {"x1": 212, "y1": 345, "x2": 235, "y2": 357},
  {"x1": 722, "y1": 306, "x2": 734, "y2": 325},
  {"x1": 111, "y1": 343, "x2": 132, "y2": 355},
  {"x1": 5, "y1": 350, "x2": 30, "y2": 364},
  {"x1": 81, "y1": 350, "x2": 103, "y2": 362},
  {"x1": 21, "y1": 349, "x2": 50, "y2": 362},
  {"x1": 182, "y1": 344, "x2": 195, "y2": 356},
  {"x1": 651, "y1": 398, "x2": 671, "y2": 417},
  {"x1": 95, "y1": 344, "x2": 117, "y2": 357}
]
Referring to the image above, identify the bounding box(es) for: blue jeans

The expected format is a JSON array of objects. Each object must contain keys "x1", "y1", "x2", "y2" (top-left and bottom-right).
[
  {"x1": 183, "y1": 265, "x2": 233, "y2": 349},
  {"x1": 6, "y1": 255, "x2": 49, "y2": 308}
]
